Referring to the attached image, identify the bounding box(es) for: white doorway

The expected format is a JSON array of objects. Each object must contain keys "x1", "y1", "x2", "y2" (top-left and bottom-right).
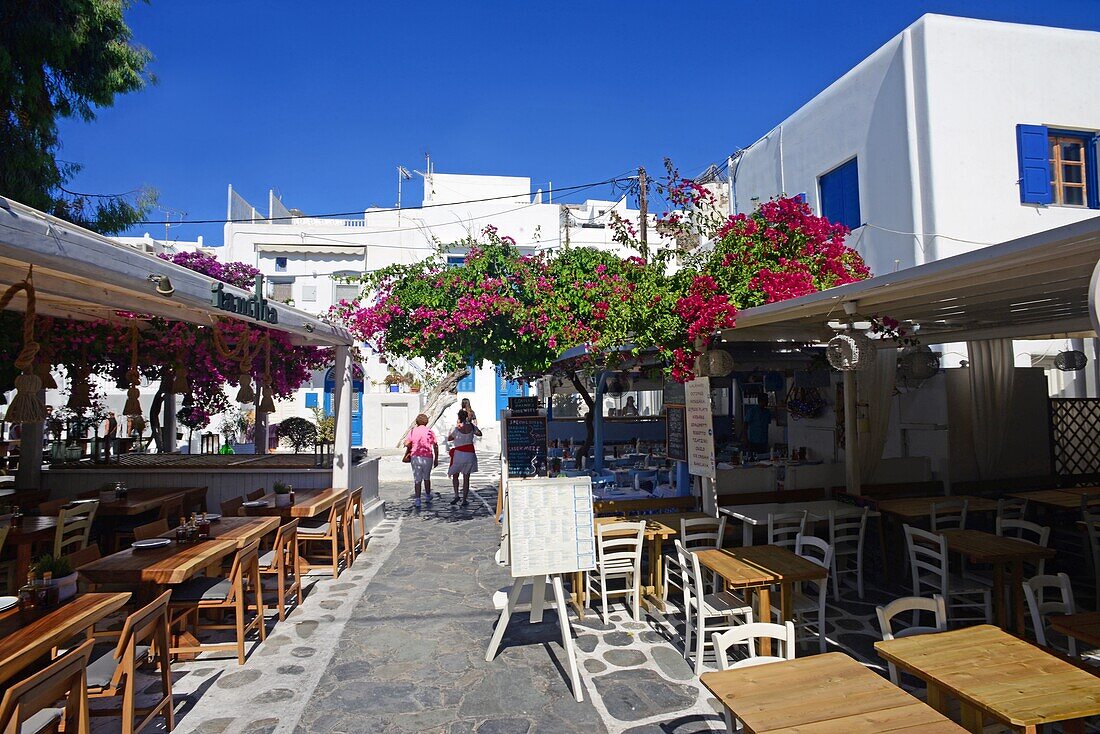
[{"x1": 381, "y1": 403, "x2": 409, "y2": 448}]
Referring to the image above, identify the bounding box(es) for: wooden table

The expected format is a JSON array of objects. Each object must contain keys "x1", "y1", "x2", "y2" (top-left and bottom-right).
[
  {"x1": 242, "y1": 487, "x2": 347, "y2": 519},
  {"x1": 719, "y1": 500, "x2": 877, "y2": 546},
  {"x1": 940, "y1": 529, "x2": 1055, "y2": 633},
  {"x1": 875, "y1": 494, "x2": 999, "y2": 518},
  {"x1": 77, "y1": 517, "x2": 277, "y2": 588},
  {"x1": 1050, "y1": 611, "x2": 1100, "y2": 649},
  {"x1": 96, "y1": 486, "x2": 207, "y2": 516},
  {"x1": 0, "y1": 592, "x2": 131, "y2": 686},
  {"x1": 697, "y1": 544, "x2": 827, "y2": 624},
  {"x1": 1008, "y1": 489, "x2": 1084, "y2": 511},
  {"x1": 2, "y1": 516, "x2": 58, "y2": 584},
  {"x1": 701, "y1": 652, "x2": 968, "y2": 733},
  {"x1": 876, "y1": 625, "x2": 1100, "y2": 734}
]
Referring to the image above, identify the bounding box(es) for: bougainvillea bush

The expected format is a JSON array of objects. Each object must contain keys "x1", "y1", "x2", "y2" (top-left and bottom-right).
[{"x1": 334, "y1": 168, "x2": 871, "y2": 383}]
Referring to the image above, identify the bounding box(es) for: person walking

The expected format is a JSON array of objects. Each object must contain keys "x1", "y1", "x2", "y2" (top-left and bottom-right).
[
  {"x1": 103, "y1": 411, "x2": 118, "y2": 459},
  {"x1": 460, "y1": 398, "x2": 478, "y2": 426},
  {"x1": 405, "y1": 413, "x2": 439, "y2": 509},
  {"x1": 447, "y1": 409, "x2": 482, "y2": 505}
]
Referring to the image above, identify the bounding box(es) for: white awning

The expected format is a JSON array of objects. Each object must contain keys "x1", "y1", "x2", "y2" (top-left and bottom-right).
[{"x1": 717, "y1": 216, "x2": 1100, "y2": 345}]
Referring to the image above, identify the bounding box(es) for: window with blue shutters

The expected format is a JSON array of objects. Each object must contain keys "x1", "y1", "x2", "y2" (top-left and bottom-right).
[
  {"x1": 304, "y1": 392, "x2": 318, "y2": 408},
  {"x1": 1017, "y1": 124, "x2": 1098, "y2": 209},
  {"x1": 1017, "y1": 124, "x2": 1053, "y2": 205},
  {"x1": 456, "y1": 360, "x2": 476, "y2": 392},
  {"x1": 818, "y1": 158, "x2": 861, "y2": 230}
]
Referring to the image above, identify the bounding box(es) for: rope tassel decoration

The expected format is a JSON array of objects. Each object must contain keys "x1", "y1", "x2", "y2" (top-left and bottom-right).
[
  {"x1": 122, "y1": 323, "x2": 143, "y2": 417},
  {"x1": 3, "y1": 268, "x2": 45, "y2": 423},
  {"x1": 257, "y1": 333, "x2": 275, "y2": 414}
]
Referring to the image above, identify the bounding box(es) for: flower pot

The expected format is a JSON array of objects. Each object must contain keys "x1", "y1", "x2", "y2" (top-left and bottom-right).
[
  {"x1": 410, "y1": 387, "x2": 421, "y2": 393},
  {"x1": 274, "y1": 493, "x2": 293, "y2": 508},
  {"x1": 389, "y1": 385, "x2": 400, "y2": 393},
  {"x1": 45, "y1": 573, "x2": 78, "y2": 602}
]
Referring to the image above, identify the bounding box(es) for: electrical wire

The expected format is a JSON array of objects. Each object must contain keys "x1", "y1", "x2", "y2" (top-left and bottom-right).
[{"x1": 137, "y1": 175, "x2": 635, "y2": 226}]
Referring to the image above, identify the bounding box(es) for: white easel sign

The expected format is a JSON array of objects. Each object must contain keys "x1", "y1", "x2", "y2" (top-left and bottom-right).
[{"x1": 507, "y1": 477, "x2": 595, "y2": 578}]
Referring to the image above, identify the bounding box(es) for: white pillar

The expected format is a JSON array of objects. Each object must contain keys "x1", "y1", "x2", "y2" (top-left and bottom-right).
[
  {"x1": 843, "y1": 371, "x2": 861, "y2": 495},
  {"x1": 332, "y1": 345, "x2": 353, "y2": 489}
]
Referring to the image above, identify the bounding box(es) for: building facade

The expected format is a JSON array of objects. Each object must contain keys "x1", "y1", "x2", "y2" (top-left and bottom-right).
[{"x1": 728, "y1": 13, "x2": 1100, "y2": 391}]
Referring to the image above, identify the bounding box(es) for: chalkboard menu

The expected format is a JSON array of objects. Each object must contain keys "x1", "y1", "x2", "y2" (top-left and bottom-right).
[
  {"x1": 505, "y1": 415, "x2": 549, "y2": 478},
  {"x1": 663, "y1": 380, "x2": 686, "y2": 405},
  {"x1": 666, "y1": 405, "x2": 687, "y2": 461},
  {"x1": 508, "y1": 396, "x2": 541, "y2": 417}
]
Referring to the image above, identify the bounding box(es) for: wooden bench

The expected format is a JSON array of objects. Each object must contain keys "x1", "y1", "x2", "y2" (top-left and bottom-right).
[{"x1": 593, "y1": 496, "x2": 697, "y2": 516}]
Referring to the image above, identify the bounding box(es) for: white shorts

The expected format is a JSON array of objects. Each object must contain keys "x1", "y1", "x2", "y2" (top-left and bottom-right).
[
  {"x1": 410, "y1": 456, "x2": 433, "y2": 483},
  {"x1": 448, "y1": 450, "x2": 478, "y2": 476}
]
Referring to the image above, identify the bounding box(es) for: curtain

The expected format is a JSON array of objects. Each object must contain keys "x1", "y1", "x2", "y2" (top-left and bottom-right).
[
  {"x1": 858, "y1": 347, "x2": 897, "y2": 483},
  {"x1": 967, "y1": 338, "x2": 1016, "y2": 479}
]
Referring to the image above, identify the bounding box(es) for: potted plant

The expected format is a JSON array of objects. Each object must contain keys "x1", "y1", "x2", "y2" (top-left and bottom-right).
[
  {"x1": 273, "y1": 481, "x2": 293, "y2": 507},
  {"x1": 407, "y1": 374, "x2": 422, "y2": 394},
  {"x1": 383, "y1": 371, "x2": 403, "y2": 393},
  {"x1": 31, "y1": 554, "x2": 77, "y2": 602}
]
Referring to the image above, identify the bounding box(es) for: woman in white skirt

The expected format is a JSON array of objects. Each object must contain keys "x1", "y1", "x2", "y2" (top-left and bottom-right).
[{"x1": 447, "y1": 409, "x2": 482, "y2": 505}]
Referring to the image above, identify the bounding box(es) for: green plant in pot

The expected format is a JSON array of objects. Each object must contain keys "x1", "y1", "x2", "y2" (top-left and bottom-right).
[
  {"x1": 30, "y1": 554, "x2": 77, "y2": 602},
  {"x1": 273, "y1": 481, "x2": 294, "y2": 507}
]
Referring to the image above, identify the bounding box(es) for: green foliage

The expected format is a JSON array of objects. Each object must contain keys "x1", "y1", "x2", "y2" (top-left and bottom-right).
[
  {"x1": 310, "y1": 406, "x2": 334, "y2": 442},
  {"x1": 31, "y1": 553, "x2": 73, "y2": 579},
  {"x1": 278, "y1": 416, "x2": 317, "y2": 452},
  {"x1": 0, "y1": 0, "x2": 156, "y2": 233}
]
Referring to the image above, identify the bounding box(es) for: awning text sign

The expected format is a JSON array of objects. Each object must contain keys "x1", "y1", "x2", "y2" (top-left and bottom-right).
[{"x1": 685, "y1": 377, "x2": 715, "y2": 479}]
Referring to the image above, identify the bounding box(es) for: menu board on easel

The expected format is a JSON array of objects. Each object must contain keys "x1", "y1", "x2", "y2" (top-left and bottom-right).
[
  {"x1": 506, "y1": 477, "x2": 596, "y2": 578},
  {"x1": 686, "y1": 376, "x2": 715, "y2": 480},
  {"x1": 504, "y1": 415, "x2": 548, "y2": 479}
]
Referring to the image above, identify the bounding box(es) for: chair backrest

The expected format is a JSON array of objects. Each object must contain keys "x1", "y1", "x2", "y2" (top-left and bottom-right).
[
  {"x1": 828, "y1": 507, "x2": 868, "y2": 556},
  {"x1": 680, "y1": 516, "x2": 726, "y2": 550},
  {"x1": 246, "y1": 488, "x2": 266, "y2": 501},
  {"x1": 930, "y1": 498, "x2": 967, "y2": 531},
  {"x1": 0, "y1": 638, "x2": 93, "y2": 734},
  {"x1": 134, "y1": 519, "x2": 169, "y2": 542},
  {"x1": 226, "y1": 539, "x2": 262, "y2": 604},
  {"x1": 712, "y1": 621, "x2": 797, "y2": 669},
  {"x1": 674, "y1": 540, "x2": 706, "y2": 610},
  {"x1": 904, "y1": 524, "x2": 948, "y2": 596},
  {"x1": 54, "y1": 500, "x2": 99, "y2": 557},
  {"x1": 596, "y1": 521, "x2": 645, "y2": 568},
  {"x1": 220, "y1": 496, "x2": 244, "y2": 517},
  {"x1": 1022, "y1": 573, "x2": 1075, "y2": 648},
  {"x1": 156, "y1": 497, "x2": 184, "y2": 524},
  {"x1": 794, "y1": 534, "x2": 834, "y2": 570},
  {"x1": 876, "y1": 594, "x2": 948, "y2": 641},
  {"x1": 997, "y1": 497, "x2": 1028, "y2": 524},
  {"x1": 344, "y1": 486, "x2": 363, "y2": 522},
  {"x1": 108, "y1": 590, "x2": 172, "y2": 689},
  {"x1": 271, "y1": 519, "x2": 300, "y2": 572},
  {"x1": 633, "y1": 471, "x2": 658, "y2": 491},
  {"x1": 996, "y1": 517, "x2": 1049, "y2": 547},
  {"x1": 767, "y1": 511, "x2": 807, "y2": 550}
]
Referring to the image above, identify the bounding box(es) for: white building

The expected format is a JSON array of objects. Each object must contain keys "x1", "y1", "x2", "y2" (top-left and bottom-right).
[
  {"x1": 728, "y1": 13, "x2": 1100, "y2": 392},
  {"x1": 219, "y1": 170, "x2": 670, "y2": 449}
]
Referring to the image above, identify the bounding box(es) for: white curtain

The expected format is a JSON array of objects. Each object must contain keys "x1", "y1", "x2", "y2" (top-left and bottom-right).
[
  {"x1": 967, "y1": 339, "x2": 1016, "y2": 479},
  {"x1": 858, "y1": 347, "x2": 897, "y2": 483}
]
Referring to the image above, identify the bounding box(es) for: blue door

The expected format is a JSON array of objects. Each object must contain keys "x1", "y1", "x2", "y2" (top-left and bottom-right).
[
  {"x1": 495, "y1": 364, "x2": 528, "y2": 419},
  {"x1": 323, "y1": 366, "x2": 364, "y2": 446}
]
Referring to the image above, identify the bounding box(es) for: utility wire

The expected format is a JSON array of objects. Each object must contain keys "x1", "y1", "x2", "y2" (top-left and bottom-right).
[{"x1": 137, "y1": 175, "x2": 634, "y2": 226}]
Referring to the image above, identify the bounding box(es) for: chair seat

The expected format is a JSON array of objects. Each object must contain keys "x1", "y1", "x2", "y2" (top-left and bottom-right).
[
  {"x1": 771, "y1": 591, "x2": 819, "y2": 617},
  {"x1": 298, "y1": 521, "x2": 331, "y2": 536},
  {"x1": 20, "y1": 708, "x2": 63, "y2": 734},
  {"x1": 258, "y1": 549, "x2": 277, "y2": 568},
  {"x1": 695, "y1": 591, "x2": 752, "y2": 618},
  {"x1": 171, "y1": 576, "x2": 232, "y2": 602},
  {"x1": 86, "y1": 646, "x2": 150, "y2": 689},
  {"x1": 595, "y1": 559, "x2": 636, "y2": 574},
  {"x1": 918, "y1": 572, "x2": 990, "y2": 596}
]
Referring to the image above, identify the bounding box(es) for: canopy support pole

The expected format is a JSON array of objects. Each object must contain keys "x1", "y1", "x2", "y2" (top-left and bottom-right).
[
  {"x1": 332, "y1": 345, "x2": 353, "y2": 489},
  {"x1": 843, "y1": 371, "x2": 861, "y2": 495},
  {"x1": 593, "y1": 372, "x2": 606, "y2": 473}
]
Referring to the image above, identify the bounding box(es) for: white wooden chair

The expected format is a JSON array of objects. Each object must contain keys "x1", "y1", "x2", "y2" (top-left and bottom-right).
[
  {"x1": 904, "y1": 524, "x2": 991, "y2": 624},
  {"x1": 662, "y1": 516, "x2": 727, "y2": 608},
  {"x1": 996, "y1": 517, "x2": 1050, "y2": 576},
  {"x1": 586, "y1": 521, "x2": 645, "y2": 624},
  {"x1": 1023, "y1": 573, "x2": 1078, "y2": 656},
  {"x1": 997, "y1": 497, "x2": 1029, "y2": 525},
  {"x1": 828, "y1": 507, "x2": 868, "y2": 600},
  {"x1": 766, "y1": 510, "x2": 807, "y2": 550},
  {"x1": 54, "y1": 500, "x2": 99, "y2": 557},
  {"x1": 633, "y1": 470, "x2": 658, "y2": 492},
  {"x1": 772, "y1": 534, "x2": 832, "y2": 653},
  {"x1": 875, "y1": 594, "x2": 947, "y2": 684},
  {"x1": 711, "y1": 622, "x2": 796, "y2": 733},
  {"x1": 930, "y1": 498, "x2": 967, "y2": 531},
  {"x1": 675, "y1": 540, "x2": 753, "y2": 675}
]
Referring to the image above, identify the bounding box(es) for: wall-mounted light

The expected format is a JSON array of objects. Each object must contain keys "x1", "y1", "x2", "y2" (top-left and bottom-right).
[
  {"x1": 305, "y1": 324, "x2": 315, "y2": 333},
  {"x1": 148, "y1": 274, "x2": 174, "y2": 297}
]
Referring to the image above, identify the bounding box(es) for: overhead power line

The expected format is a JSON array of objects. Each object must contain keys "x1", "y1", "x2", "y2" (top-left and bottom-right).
[{"x1": 137, "y1": 175, "x2": 635, "y2": 226}]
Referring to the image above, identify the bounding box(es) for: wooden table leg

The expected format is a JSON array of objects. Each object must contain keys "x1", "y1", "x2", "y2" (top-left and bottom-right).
[
  {"x1": 15, "y1": 542, "x2": 30, "y2": 586},
  {"x1": 1011, "y1": 560, "x2": 1025, "y2": 635},
  {"x1": 571, "y1": 571, "x2": 585, "y2": 619},
  {"x1": 780, "y1": 583, "x2": 792, "y2": 624},
  {"x1": 959, "y1": 702, "x2": 983, "y2": 733},
  {"x1": 925, "y1": 683, "x2": 949, "y2": 714},
  {"x1": 756, "y1": 586, "x2": 772, "y2": 656},
  {"x1": 1062, "y1": 719, "x2": 1085, "y2": 734},
  {"x1": 651, "y1": 536, "x2": 664, "y2": 609},
  {"x1": 993, "y1": 562, "x2": 1006, "y2": 629}
]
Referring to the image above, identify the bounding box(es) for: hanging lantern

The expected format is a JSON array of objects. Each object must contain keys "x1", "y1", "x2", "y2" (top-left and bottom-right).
[
  {"x1": 897, "y1": 345, "x2": 940, "y2": 385},
  {"x1": 34, "y1": 362, "x2": 57, "y2": 390},
  {"x1": 3, "y1": 269, "x2": 45, "y2": 423},
  {"x1": 1054, "y1": 350, "x2": 1088, "y2": 372},
  {"x1": 236, "y1": 374, "x2": 255, "y2": 404},
  {"x1": 66, "y1": 368, "x2": 92, "y2": 410},
  {"x1": 705, "y1": 350, "x2": 735, "y2": 378},
  {"x1": 122, "y1": 369, "x2": 142, "y2": 417},
  {"x1": 826, "y1": 332, "x2": 876, "y2": 372},
  {"x1": 258, "y1": 384, "x2": 276, "y2": 414}
]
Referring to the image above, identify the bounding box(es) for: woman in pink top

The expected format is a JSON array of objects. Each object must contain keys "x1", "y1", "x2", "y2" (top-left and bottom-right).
[{"x1": 405, "y1": 413, "x2": 439, "y2": 509}]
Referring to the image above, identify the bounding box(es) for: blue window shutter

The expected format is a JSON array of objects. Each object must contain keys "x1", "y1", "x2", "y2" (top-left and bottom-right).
[
  {"x1": 819, "y1": 159, "x2": 860, "y2": 229},
  {"x1": 304, "y1": 392, "x2": 318, "y2": 408},
  {"x1": 457, "y1": 360, "x2": 476, "y2": 392},
  {"x1": 842, "y1": 161, "x2": 861, "y2": 228},
  {"x1": 1017, "y1": 124, "x2": 1052, "y2": 204}
]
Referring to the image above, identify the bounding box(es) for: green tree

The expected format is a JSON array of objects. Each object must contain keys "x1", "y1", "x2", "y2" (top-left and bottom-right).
[
  {"x1": 0, "y1": 0, "x2": 156, "y2": 233},
  {"x1": 278, "y1": 417, "x2": 317, "y2": 452}
]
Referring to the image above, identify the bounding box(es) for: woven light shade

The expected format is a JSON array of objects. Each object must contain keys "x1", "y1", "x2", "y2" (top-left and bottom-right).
[
  {"x1": 236, "y1": 375, "x2": 255, "y2": 404},
  {"x1": 35, "y1": 363, "x2": 57, "y2": 390},
  {"x1": 826, "y1": 332, "x2": 877, "y2": 372},
  {"x1": 123, "y1": 387, "x2": 142, "y2": 417},
  {"x1": 258, "y1": 385, "x2": 276, "y2": 414}
]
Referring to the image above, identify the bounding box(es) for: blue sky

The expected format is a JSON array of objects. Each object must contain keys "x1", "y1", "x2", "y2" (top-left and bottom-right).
[{"x1": 58, "y1": 0, "x2": 1100, "y2": 245}]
